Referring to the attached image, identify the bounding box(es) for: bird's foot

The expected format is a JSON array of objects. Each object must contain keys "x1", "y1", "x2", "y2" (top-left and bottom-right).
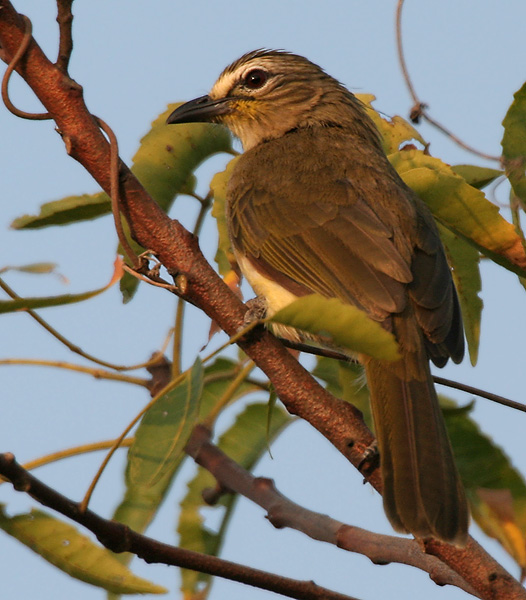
[
  {"x1": 358, "y1": 441, "x2": 380, "y2": 476},
  {"x1": 243, "y1": 295, "x2": 268, "y2": 326}
]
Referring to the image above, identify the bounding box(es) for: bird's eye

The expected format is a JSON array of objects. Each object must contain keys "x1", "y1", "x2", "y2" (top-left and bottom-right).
[{"x1": 242, "y1": 69, "x2": 269, "y2": 90}]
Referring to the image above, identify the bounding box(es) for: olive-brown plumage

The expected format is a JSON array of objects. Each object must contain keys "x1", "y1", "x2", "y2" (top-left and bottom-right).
[{"x1": 168, "y1": 50, "x2": 469, "y2": 544}]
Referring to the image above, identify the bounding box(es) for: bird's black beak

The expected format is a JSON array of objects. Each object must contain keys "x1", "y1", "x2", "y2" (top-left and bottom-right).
[{"x1": 166, "y1": 95, "x2": 234, "y2": 125}]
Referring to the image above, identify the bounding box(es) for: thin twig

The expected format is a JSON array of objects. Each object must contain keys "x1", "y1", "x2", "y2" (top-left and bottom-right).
[
  {"x1": 172, "y1": 192, "x2": 213, "y2": 378},
  {"x1": 434, "y1": 376, "x2": 526, "y2": 413},
  {"x1": 0, "y1": 358, "x2": 148, "y2": 386},
  {"x1": 55, "y1": 0, "x2": 74, "y2": 73},
  {"x1": 1, "y1": 15, "x2": 49, "y2": 119},
  {"x1": 122, "y1": 263, "x2": 176, "y2": 290},
  {"x1": 9, "y1": 437, "x2": 134, "y2": 479},
  {"x1": 395, "y1": 0, "x2": 499, "y2": 162},
  {"x1": 0, "y1": 453, "x2": 361, "y2": 600},
  {"x1": 0, "y1": 277, "x2": 169, "y2": 372},
  {"x1": 279, "y1": 335, "x2": 525, "y2": 413},
  {"x1": 94, "y1": 116, "x2": 141, "y2": 270}
]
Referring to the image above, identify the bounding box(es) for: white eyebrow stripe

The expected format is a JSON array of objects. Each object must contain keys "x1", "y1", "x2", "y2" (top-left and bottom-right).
[{"x1": 210, "y1": 61, "x2": 272, "y2": 99}]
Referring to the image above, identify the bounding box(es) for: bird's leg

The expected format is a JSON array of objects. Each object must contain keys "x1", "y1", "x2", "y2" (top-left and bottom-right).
[{"x1": 358, "y1": 440, "x2": 380, "y2": 476}]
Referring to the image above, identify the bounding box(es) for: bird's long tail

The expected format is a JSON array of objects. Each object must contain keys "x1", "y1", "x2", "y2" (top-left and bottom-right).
[{"x1": 365, "y1": 352, "x2": 468, "y2": 545}]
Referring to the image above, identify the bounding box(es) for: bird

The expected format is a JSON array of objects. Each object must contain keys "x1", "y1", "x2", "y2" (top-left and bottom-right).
[{"x1": 167, "y1": 49, "x2": 469, "y2": 544}]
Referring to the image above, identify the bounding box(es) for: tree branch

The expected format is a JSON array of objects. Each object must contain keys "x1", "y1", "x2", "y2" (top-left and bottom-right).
[
  {"x1": 1, "y1": 3, "x2": 525, "y2": 599},
  {"x1": 394, "y1": 0, "x2": 500, "y2": 162},
  {"x1": 0, "y1": 453, "x2": 362, "y2": 600},
  {"x1": 56, "y1": 0, "x2": 74, "y2": 73},
  {"x1": 186, "y1": 425, "x2": 480, "y2": 597}
]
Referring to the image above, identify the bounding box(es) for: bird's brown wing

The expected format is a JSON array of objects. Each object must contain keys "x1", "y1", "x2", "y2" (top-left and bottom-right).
[{"x1": 227, "y1": 127, "x2": 463, "y2": 363}]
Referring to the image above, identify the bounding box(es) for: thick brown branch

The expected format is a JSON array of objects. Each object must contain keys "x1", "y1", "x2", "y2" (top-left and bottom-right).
[
  {"x1": 0, "y1": 453, "x2": 361, "y2": 600},
  {"x1": 0, "y1": 4, "x2": 525, "y2": 599},
  {"x1": 186, "y1": 425, "x2": 480, "y2": 597}
]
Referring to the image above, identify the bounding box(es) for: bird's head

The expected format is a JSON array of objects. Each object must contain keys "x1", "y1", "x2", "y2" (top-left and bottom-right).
[{"x1": 167, "y1": 49, "x2": 372, "y2": 150}]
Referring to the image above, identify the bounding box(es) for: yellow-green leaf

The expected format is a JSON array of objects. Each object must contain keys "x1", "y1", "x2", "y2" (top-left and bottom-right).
[
  {"x1": 110, "y1": 357, "x2": 258, "y2": 576},
  {"x1": 0, "y1": 262, "x2": 58, "y2": 275},
  {"x1": 178, "y1": 402, "x2": 290, "y2": 597},
  {"x1": 451, "y1": 164, "x2": 503, "y2": 190},
  {"x1": 444, "y1": 400, "x2": 526, "y2": 571},
  {"x1": 437, "y1": 223, "x2": 482, "y2": 366},
  {"x1": 132, "y1": 104, "x2": 232, "y2": 211},
  {"x1": 357, "y1": 94, "x2": 427, "y2": 154},
  {"x1": 0, "y1": 506, "x2": 166, "y2": 594},
  {"x1": 127, "y1": 359, "x2": 203, "y2": 489},
  {"x1": 10, "y1": 192, "x2": 110, "y2": 230},
  {"x1": 313, "y1": 357, "x2": 372, "y2": 427},
  {"x1": 11, "y1": 103, "x2": 232, "y2": 228},
  {"x1": 390, "y1": 149, "x2": 526, "y2": 276},
  {"x1": 0, "y1": 259, "x2": 122, "y2": 314},
  {"x1": 502, "y1": 82, "x2": 526, "y2": 204},
  {"x1": 269, "y1": 294, "x2": 399, "y2": 361},
  {"x1": 210, "y1": 157, "x2": 239, "y2": 276}
]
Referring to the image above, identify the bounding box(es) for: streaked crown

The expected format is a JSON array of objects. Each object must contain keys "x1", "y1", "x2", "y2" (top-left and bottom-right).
[{"x1": 209, "y1": 50, "x2": 377, "y2": 150}]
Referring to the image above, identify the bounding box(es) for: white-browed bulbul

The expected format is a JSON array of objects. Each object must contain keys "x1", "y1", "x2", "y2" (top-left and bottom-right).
[{"x1": 167, "y1": 49, "x2": 469, "y2": 544}]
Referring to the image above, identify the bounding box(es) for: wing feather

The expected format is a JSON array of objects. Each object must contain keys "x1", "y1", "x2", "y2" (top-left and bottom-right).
[{"x1": 227, "y1": 127, "x2": 464, "y2": 363}]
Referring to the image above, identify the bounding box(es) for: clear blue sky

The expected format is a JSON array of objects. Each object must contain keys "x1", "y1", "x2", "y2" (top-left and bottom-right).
[{"x1": 1, "y1": 2, "x2": 526, "y2": 599}]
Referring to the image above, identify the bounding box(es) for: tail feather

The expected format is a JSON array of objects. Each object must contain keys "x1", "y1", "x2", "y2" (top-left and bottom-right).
[{"x1": 365, "y1": 355, "x2": 468, "y2": 544}]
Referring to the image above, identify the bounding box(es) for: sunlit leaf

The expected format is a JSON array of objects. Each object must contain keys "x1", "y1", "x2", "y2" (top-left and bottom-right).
[
  {"x1": 502, "y1": 82, "x2": 526, "y2": 204},
  {"x1": 0, "y1": 258, "x2": 123, "y2": 314},
  {"x1": 127, "y1": 359, "x2": 203, "y2": 489},
  {"x1": 390, "y1": 149, "x2": 526, "y2": 276},
  {"x1": 210, "y1": 157, "x2": 239, "y2": 276},
  {"x1": 437, "y1": 223, "x2": 482, "y2": 366},
  {"x1": 451, "y1": 164, "x2": 503, "y2": 190},
  {"x1": 11, "y1": 105, "x2": 232, "y2": 231},
  {"x1": 0, "y1": 262, "x2": 58, "y2": 275},
  {"x1": 269, "y1": 294, "x2": 400, "y2": 361},
  {"x1": 357, "y1": 94, "x2": 427, "y2": 154},
  {"x1": 178, "y1": 402, "x2": 290, "y2": 597},
  {"x1": 10, "y1": 193, "x2": 110, "y2": 229},
  {"x1": 444, "y1": 400, "x2": 526, "y2": 571},
  {"x1": 132, "y1": 104, "x2": 231, "y2": 211},
  {"x1": 111, "y1": 357, "x2": 258, "y2": 561},
  {"x1": 0, "y1": 506, "x2": 166, "y2": 594}
]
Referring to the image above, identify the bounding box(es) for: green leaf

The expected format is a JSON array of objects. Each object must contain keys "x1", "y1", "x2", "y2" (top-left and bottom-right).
[
  {"x1": 0, "y1": 261, "x2": 122, "y2": 313},
  {"x1": 436, "y1": 223, "x2": 483, "y2": 366},
  {"x1": 269, "y1": 294, "x2": 400, "y2": 361},
  {"x1": 266, "y1": 386, "x2": 278, "y2": 455},
  {"x1": 178, "y1": 402, "x2": 290, "y2": 597},
  {"x1": 11, "y1": 103, "x2": 232, "y2": 230},
  {"x1": 444, "y1": 400, "x2": 526, "y2": 570},
  {"x1": 0, "y1": 506, "x2": 166, "y2": 594},
  {"x1": 0, "y1": 262, "x2": 58, "y2": 275},
  {"x1": 357, "y1": 94, "x2": 427, "y2": 154},
  {"x1": 131, "y1": 104, "x2": 232, "y2": 211},
  {"x1": 210, "y1": 157, "x2": 239, "y2": 275},
  {"x1": 11, "y1": 192, "x2": 110, "y2": 230},
  {"x1": 111, "y1": 357, "x2": 258, "y2": 559},
  {"x1": 313, "y1": 357, "x2": 372, "y2": 427},
  {"x1": 127, "y1": 359, "x2": 203, "y2": 490},
  {"x1": 502, "y1": 82, "x2": 526, "y2": 204},
  {"x1": 451, "y1": 164, "x2": 503, "y2": 190},
  {"x1": 389, "y1": 149, "x2": 526, "y2": 276},
  {"x1": 124, "y1": 105, "x2": 233, "y2": 301}
]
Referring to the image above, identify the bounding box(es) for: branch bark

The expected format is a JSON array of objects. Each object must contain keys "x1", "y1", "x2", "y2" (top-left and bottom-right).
[
  {"x1": 0, "y1": 3, "x2": 525, "y2": 599},
  {"x1": 0, "y1": 453, "x2": 361, "y2": 600},
  {"x1": 186, "y1": 425, "x2": 480, "y2": 597}
]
